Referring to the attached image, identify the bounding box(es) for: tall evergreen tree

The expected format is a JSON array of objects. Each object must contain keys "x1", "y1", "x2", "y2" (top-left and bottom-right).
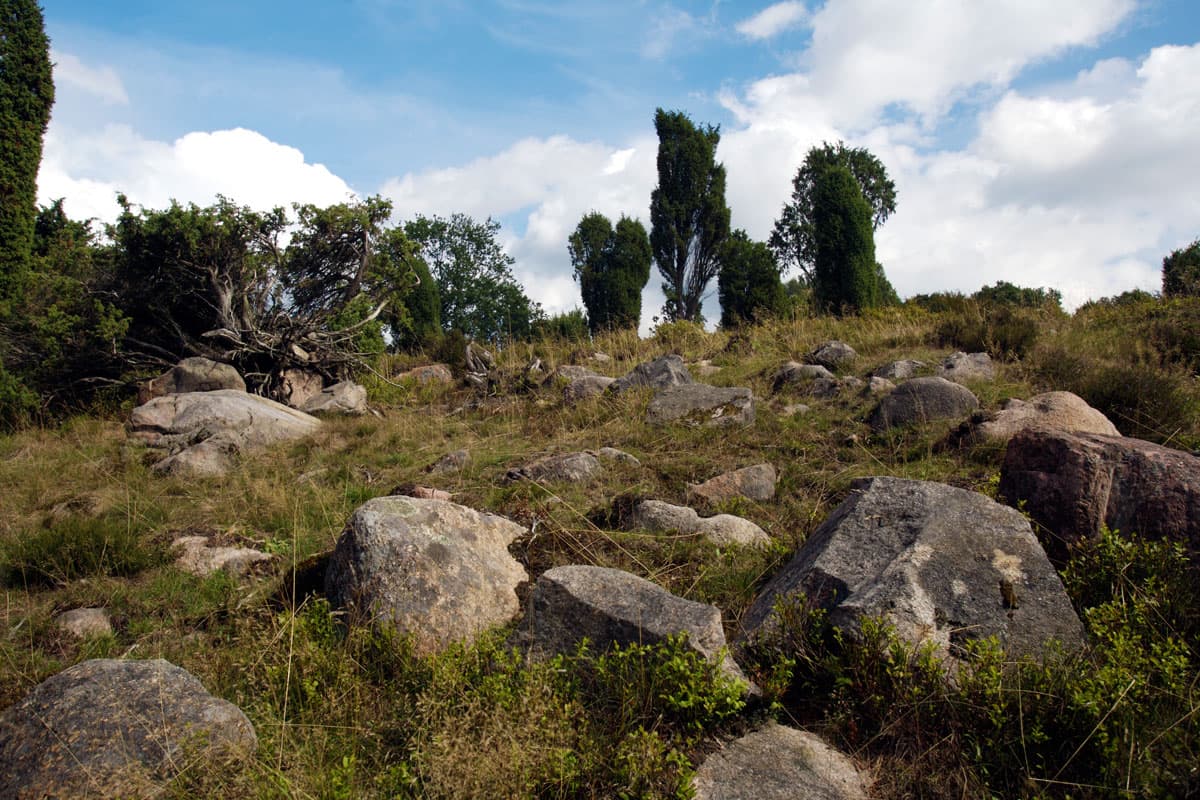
[
  {"x1": 0, "y1": 0, "x2": 54, "y2": 310},
  {"x1": 717, "y1": 230, "x2": 786, "y2": 327},
  {"x1": 649, "y1": 109, "x2": 730, "y2": 323},
  {"x1": 812, "y1": 165, "x2": 879, "y2": 314},
  {"x1": 1162, "y1": 238, "x2": 1200, "y2": 299},
  {"x1": 569, "y1": 212, "x2": 651, "y2": 334}
]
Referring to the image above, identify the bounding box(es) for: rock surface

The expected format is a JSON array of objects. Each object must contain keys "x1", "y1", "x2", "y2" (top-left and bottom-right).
[
  {"x1": 609, "y1": 354, "x2": 694, "y2": 394},
  {"x1": 138, "y1": 357, "x2": 246, "y2": 404},
  {"x1": 522, "y1": 565, "x2": 749, "y2": 685},
  {"x1": 806, "y1": 341, "x2": 857, "y2": 371},
  {"x1": 647, "y1": 385, "x2": 754, "y2": 427},
  {"x1": 428, "y1": 449, "x2": 469, "y2": 474},
  {"x1": 553, "y1": 365, "x2": 603, "y2": 381},
  {"x1": 564, "y1": 375, "x2": 616, "y2": 403},
  {"x1": 863, "y1": 376, "x2": 896, "y2": 396},
  {"x1": 130, "y1": 389, "x2": 321, "y2": 476},
  {"x1": 594, "y1": 447, "x2": 640, "y2": 466},
  {"x1": 626, "y1": 500, "x2": 770, "y2": 549},
  {"x1": 56, "y1": 608, "x2": 113, "y2": 639},
  {"x1": 301, "y1": 380, "x2": 368, "y2": 415},
  {"x1": 774, "y1": 361, "x2": 835, "y2": 390},
  {"x1": 0, "y1": 659, "x2": 257, "y2": 799},
  {"x1": 506, "y1": 452, "x2": 603, "y2": 484},
  {"x1": 872, "y1": 359, "x2": 926, "y2": 381},
  {"x1": 398, "y1": 363, "x2": 455, "y2": 384},
  {"x1": 688, "y1": 463, "x2": 777, "y2": 504},
  {"x1": 279, "y1": 368, "x2": 324, "y2": 408},
  {"x1": 955, "y1": 391, "x2": 1119, "y2": 446},
  {"x1": 1000, "y1": 430, "x2": 1200, "y2": 562},
  {"x1": 867, "y1": 377, "x2": 979, "y2": 432},
  {"x1": 742, "y1": 477, "x2": 1084, "y2": 662},
  {"x1": 939, "y1": 351, "x2": 995, "y2": 383},
  {"x1": 172, "y1": 535, "x2": 274, "y2": 578},
  {"x1": 325, "y1": 497, "x2": 528, "y2": 654},
  {"x1": 692, "y1": 723, "x2": 871, "y2": 800}
]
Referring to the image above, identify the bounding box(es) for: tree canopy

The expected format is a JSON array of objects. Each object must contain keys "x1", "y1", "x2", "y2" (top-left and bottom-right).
[
  {"x1": 812, "y1": 165, "x2": 880, "y2": 314},
  {"x1": 569, "y1": 212, "x2": 651, "y2": 334},
  {"x1": 770, "y1": 141, "x2": 896, "y2": 283},
  {"x1": 649, "y1": 109, "x2": 730, "y2": 323},
  {"x1": 1162, "y1": 238, "x2": 1200, "y2": 299},
  {"x1": 717, "y1": 230, "x2": 786, "y2": 327}
]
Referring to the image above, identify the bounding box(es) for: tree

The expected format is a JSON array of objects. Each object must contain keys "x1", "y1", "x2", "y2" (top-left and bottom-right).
[
  {"x1": 0, "y1": 0, "x2": 54, "y2": 310},
  {"x1": 770, "y1": 141, "x2": 896, "y2": 283},
  {"x1": 404, "y1": 213, "x2": 542, "y2": 342},
  {"x1": 568, "y1": 212, "x2": 651, "y2": 334},
  {"x1": 378, "y1": 228, "x2": 440, "y2": 351},
  {"x1": 1162, "y1": 239, "x2": 1200, "y2": 299},
  {"x1": 649, "y1": 109, "x2": 730, "y2": 323},
  {"x1": 812, "y1": 165, "x2": 879, "y2": 313},
  {"x1": 717, "y1": 230, "x2": 786, "y2": 327}
]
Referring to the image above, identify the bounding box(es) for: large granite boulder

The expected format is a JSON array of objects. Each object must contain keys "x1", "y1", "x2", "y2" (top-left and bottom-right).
[
  {"x1": 505, "y1": 452, "x2": 603, "y2": 484},
  {"x1": 138, "y1": 357, "x2": 245, "y2": 404},
  {"x1": 301, "y1": 381, "x2": 368, "y2": 415},
  {"x1": 325, "y1": 497, "x2": 528, "y2": 654},
  {"x1": 1000, "y1": 430, "x2": 1200, "y2": 562},
  {"x1": 954, "y1": 391, "x2": 1119, "y2": 447},
  {"x1": 688, "y1": 464, "x2": 777, "y2": 504},
  {"x1": 867, "y1": 377, "x2": 978, "y2": 432},
  {"x1": 609, "y1": 354, "x2": 694, "y2": 394},
  {"x1": 0, "y1": 659, "x2": 257, "y2": 799},
  {"x1": 741, "y1": 477, "x2": 1084, "y2": 662},
  {"x1": 647, "y1": 385, "x2": 754, "y2": 427},
  {"x1": 806, "y1": 341, "x2": 857, "y2": 371},
  {"x1": 626, "y1": 500, "x2": 771, "y2": 549},
  {"x1": 522, "y1": 565, "x2": 749, "y2": 685},
  {"x1": 129, "y1": 390, "x2": 321, "y2": 476},
  {"x1": 939, "y1": 351, "x2": 995, "y2": 383},
  {"x1": 692, "y1": 723, "x2": 871, "y2": 800}
]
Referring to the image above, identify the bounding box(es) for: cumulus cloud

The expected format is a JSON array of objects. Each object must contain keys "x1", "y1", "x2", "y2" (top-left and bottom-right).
[
  {"x1": 51, "y1": 51, "x2": 129, "y2": 105},
  {"x1": 736, "y1": 2, "x2": 808, "y2": 41}
]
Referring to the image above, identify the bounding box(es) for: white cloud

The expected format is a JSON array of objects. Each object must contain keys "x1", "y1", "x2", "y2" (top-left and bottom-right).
[
  {"x1": 51, "y1": 51, "x2": 129, "y2": 105},
  {"x1": 736, "y1": 2, "x2": 808, "y2": 41}
]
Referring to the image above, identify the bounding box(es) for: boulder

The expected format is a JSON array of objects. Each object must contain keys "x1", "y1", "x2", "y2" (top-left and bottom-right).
[
  {"x1": 692, "y1": 723, "x2": 871, "y2": 800},
  {"x1": 863, "y1": 376, "x2": 896, "y2": 396},
  {"x1": 564, "y1": 375, "x2": 615, "y2": 403},
  {"x1": 325, "y1": 497, "x2": 528, "y2": 654},
  {"x1": 872, "y1": 359, "x2": 926, "y2": 381},
  {"x1": 688, "y1": 464, "x2": 777, "y2": 504},
  {"x1": 129, "y1": 390, "x2": 321, "y2": 477},
  {"x1": 773, "y1": 361, "x2": 835, "y2": 391},
  {"x1": 398, "y1": 363, "x2": 454, "y2": 385},
  {"x1": 626, "y1": 500, "x2": 770, "y2": 549},
  {"x1": 138, "y1": 357, "x2": 245, "y2": 404},
  {"x1": 301, "y1": 380, "x2": 368, "y2": 415},
  {"x1": 522, "y1": 565, "x2": 749, "y2": 686},
  {"x1": 867, "y1": 377, "x2": 978, "y2": 432},
  {"x1": 0, "y1": 659, "x2": 256, "y2": 799},
  {"x1": 594, "y1": 447, "x2": 640, "y2": 466},
  {"x1": 955, "y1": 391, "x2": 1119, "y2": 447},
  {"x1": 553, "y1": 364, "x2": 602, "y2": 381},
  {"x1": 56, "y1": 608, "x2": 113, "y2": 639},
  {"x1": 506, "y1": 452, "x2": 603, "y2": 484},
  {"x1": 647, "y1": 385, "x2": 754, "y2": 427},
  {"x1": 806, "y1": 341, "x2": 857, "y2": 371},
  {"x1": 939, "y1": 351, "x2": 995, "y2": 383},
  {"x1": 172, "y1": 535, "x2": 274, "y2": 578},
  {"x1": 428, "y1": 449, "x2": 469, "y2": 474},
  {"x1": 279, "y1": 368, "x2": 324, "y2": 408},
  {"x1": 608, "y1": 354, "x2": 694, "y2": 394},
  {"x1": 741, "y1": 477, "x2": 1084, "y2": 662},
  {"x1": 1000, "y1": 430, "x2": 1200, "y2": 562}
]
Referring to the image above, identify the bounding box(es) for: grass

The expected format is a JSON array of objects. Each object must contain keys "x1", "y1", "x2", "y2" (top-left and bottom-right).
[{"x1": 1, "y1": 301, "x2": 1198, "y2": 797}]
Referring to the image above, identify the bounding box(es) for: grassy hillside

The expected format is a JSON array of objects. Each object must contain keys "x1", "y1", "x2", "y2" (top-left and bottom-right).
[{"x1": 2, "y1": 302, "x2": 1198, "y2": 798}]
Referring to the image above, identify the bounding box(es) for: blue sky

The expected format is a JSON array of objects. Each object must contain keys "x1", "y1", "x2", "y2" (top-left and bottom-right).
[{"x1": 38, "y1": 1, "x2": 1200, "y2": 325}]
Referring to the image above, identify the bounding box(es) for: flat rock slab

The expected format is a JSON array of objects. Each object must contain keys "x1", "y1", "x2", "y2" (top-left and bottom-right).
[
  {"x1": 0, "y1": 659, "x2": 257, "y2": 799},
  {"x1": 325, "y1": 497, "x2": 528, "y2": 655},
  {"x1": 627, "y1": 500, "x2": 771, "y2": 549},
  {"x1": 939, "y1": 351, "x2": 995, "y2": 383},
  {"x1": 868, "y1": 377, "x2": 978, "y2": 432},
  {"x1": 1000, "y1": 429, "x2": 1200, "y2": 562},
  {"x1": 553, "y1": 365, "x2": 604, "y2": 381},
  {"x1": 647, "y1": 385, "x2": 754, "y2": 427},
  {"x1": 523, "y1": 565, "x2": 749, "y2": 686},
  {"x1": 806, "y1": 341, "x2": 857, "y2": 371},
  {"x1": 609, "y1": 354, "x2": 694, "y2": 394},
  {"x1": 955, "y1": 391, "x2": 1119, "y2": 447},
  {"x1": 564, "y1": 375, "x2": 615, "y2": 403},
  {"x1": 301, "y1": 381, "x2": 368, "y2": 415},
  {"x1": 742, "y1": 477, "x2": 1084, "y2": 662},
  {"x1": 506, "y1": 451, "x2": 602, "y2": 483},
  {"x1": 129, "y1": 389, "x2": 321, "y2": 477},
  {"x1": 172, "y1": 535, "x2": 274, "y2": 578},
  {"x1": 688, "y1": 464, "x2": 777, "y2": 504},
  {"x1": 693, "y1": 723, "x2": 871, "y2": 800}
]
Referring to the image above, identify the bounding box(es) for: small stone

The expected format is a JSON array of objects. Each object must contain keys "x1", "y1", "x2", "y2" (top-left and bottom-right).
[
  {"x1": 806, "y1": 341, "x2": 857, "y2": 371},
  {"x1": 172, "y1": 536, "x2": 274, "y2": 578},
  {"x1": 428, "y1": 449, "x2": 469, "y2": 474},
  {"x1": 56, "y1": 608, "x2": 113, "y2": 639},
  {"x1": 506, "y1": 452, "x2": 603, "y2": 484},
  {"x1": 688, "y1": 464, "x2": 777, "y2": 503},
  {"x1": 594, "y1": 447, "x2": 640, "y2": 466}
]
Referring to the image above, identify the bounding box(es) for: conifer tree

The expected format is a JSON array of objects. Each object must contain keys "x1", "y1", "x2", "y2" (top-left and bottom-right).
[{"x1": 812, "y1": 166, "x2": 879, "y2": 313}]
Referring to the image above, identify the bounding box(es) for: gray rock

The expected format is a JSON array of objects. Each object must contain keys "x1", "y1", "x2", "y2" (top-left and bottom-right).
[
  {"x1": 279, "y1": 368, "x2": 324, "y2": 408},
  {"x1": 56, "y1": 608, "x2": 113, "y2": 639},
  {"x1": 872, "y1": 359, "x2": 926, "y2": 381},
  {"x1": 782, "y1": 403, "x2": 811, "y2": 417},
  {"x1": 172, "y1": 535, "x2": 274, "y2": 578},
  {"x1": 564, "y1": 375, "x2": 616, "y2": 403},
  {"x1": 806, "y1": 341, "x2": 857, "y2": 371},
  {"x1": 397, "y1": 363, "x2": 454, "y2": 385},
  {"x1": 863, "y1": 376, "x2": 896, "y2": 396},
  {"x1": 774, "y1": 361, "x2": 835, "y2": 391},
  {"x1": 688, "y1": 464, "x2": 777, "y2": 504},
  {"x1": 523, "y1": 565, "x2": 749, "y2": 686},
  {"x1": 428, "y1": 449, "x2": 469, "y2": 474},
  {"x1": 867, "y1": 377, "x2": 979, "y2": 432},
  {"x1": 506, "y1": 451, "x2": 603, "y2": 484},
  {"x1": 0, "y1": 659, "x2": 257, "y2": 799},
  {"x1": 693, "y1": 723, "x2": 871, "y2": 800},
  {"x1": 594, "y1": 447, "x2": 640, "y2": 466},
  {"x1": 138, "y1": 357, "x2": 245, "y2": 404},
  {"x1": 741, "y1": 477, "x2": 1084, "y2": 662},
  {"x1": 590, "y1": 351, "x2": 612, "y2": 363},
  {"x1": 627, "y1": 500, "x2": 770, "y2": 549},
  {"x1": 130, "y1": 390, "x2": 321, "y2": 476},
  {"x1": 553, "y1": 364, "x2": 602, "y2": 381},
  {"x1": 325, "y1": 497, "x2": 527, "y2": 655},
  {"x1": 609, "y1": 354, "x2": 694, "y2": 394},
  {"x1": 939, "y1": 351, "x2": 995, "y2": 383},
  {"x1": 301, "y1": 380, "x2": 368, "y2": 415},
  {"x1": 692, "y1": 359, "x2": 721, "y2": 377},
  {"x1": 647, "y1": 385, "x2": 754, "y2": 427},
  {"x1": 956, "y1": 391, "x2": 1119, "y2": 447}
]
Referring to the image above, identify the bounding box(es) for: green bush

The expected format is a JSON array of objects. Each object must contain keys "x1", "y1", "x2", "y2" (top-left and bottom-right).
[
  {"x1": 934, "y1": 302, "x2": 1041, "y2": 359},
  {"x1": 2, "y1": 516, "x2": 165, "y2": 588}
]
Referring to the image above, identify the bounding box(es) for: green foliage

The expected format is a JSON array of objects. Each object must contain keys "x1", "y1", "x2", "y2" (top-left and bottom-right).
[
  {"x1": 935, "y1": 302, "x2": 1042, "y2": 359},
  {"x1": 405, "y1": 213, "x2": 542, "y2": 342},
  {"x1": 812, "y1": 165, "x2": 881, "y2": 314},
  {"x1": 534, "y1": 308, "x2": 590, "y2": 343},
  {"x1": 0, "y1": 362, "x2": 38, "y2": 430},
  {"x1": 974, "y1": 280, "x2": 1063, "y2": 311},
  {"x1": 770, "y1": 141, "x2": 896, "y2": 283},
  {"x1": 650, "y1": 108, "x2": 731, "y2": 323},
  {"x1": 0, "y1": 0, "x2": 54, "y2": 309},
  {"x1": 1162, "y1": 238, "x2": 1200, "y2": 299},
  {"x1": 717, "y1": 229, "x2": 786, "y2": 327},
  {"x1": 2, "y1": 516, "x2": 165, "y2": 588},
  {"x1": 390, "y1": 236, "x2": 441, "y2": 351},
  {"x1": 569, "y1": 212, "x2": 651, "y2": 334}
]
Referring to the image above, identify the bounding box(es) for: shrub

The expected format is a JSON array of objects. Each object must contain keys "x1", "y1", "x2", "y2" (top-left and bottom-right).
[
  {"x1": 2, "y1": 516, "x2": 165, "y2": 588},
  {"x1": 934, "y1": 302, "x2": 1041, "y2": 359}
]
